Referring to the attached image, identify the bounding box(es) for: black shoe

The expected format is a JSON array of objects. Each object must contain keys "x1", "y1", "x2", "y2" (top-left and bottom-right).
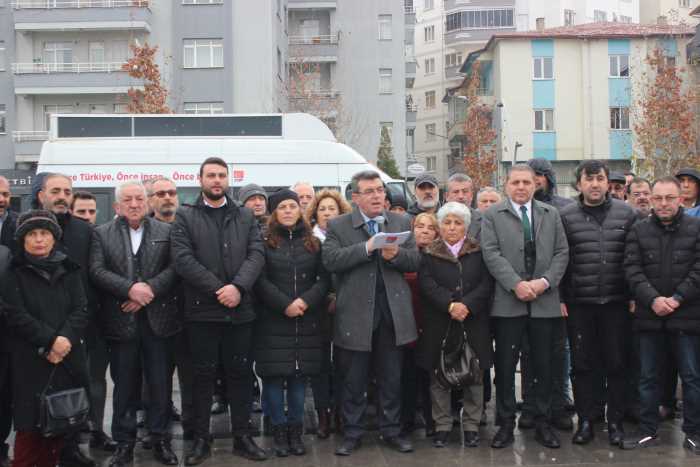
[
  {"x1": 60, "y1": 445, "x2": 96, "y2": 467},
  {"x1": 210, "y1": 401, "x2": 227, "y2": 415},
  {"x1": 491, "y1": 425, "x2": 514, "y2": 449},
  {"x1": 0, "y1": 443, "x2": 10, "y2": 467},
  {"x1": 317, "y1": 409, "x2": 331, "y2": 439},
  {"x1": 685, "y1": 434, "x2": 700, "y2": 454},
  {"x1": 608, "y1": 422, "x2": 624, "y2": 447},
  {"x1": 382, "y1": 436, "x2": 413, "y2": 453},
  {"x1": 572, "y1": 419, "x2": 594, "y2": 445},
  {"x1": 518, "y1": 413, "x2": 535, "y2": 430},
  {"x1": 463, "y1": 431, "x2": 480, "y2": 448},
  {"x1": 108, "y1": 445, "x2": 134, "y2": 467},
  {"x1": 535, "y1": 424, "x2": 561, "y2": 449},
  {"x1": 288, "y1": 424, "x2": 306, "y2": 456},
  {"x1": 551, "y1": 413, "x2": 573, "y2": 431},
  {"x1": 170, "y1": 403, "x2": 182, "y2": 422},
  {"x1": 621, "y1": 431, "x2": 658, "y2": 450},
  {"x1": 335, "y1": 437, "x2": 361, "y2": 456},
  {"x1": 185, "y1": 438, "x2": 211, "y2": 466},
  {"x1": 89, "y1": 430, "x2": 118, "y2": 452},
  {"x1": 233, "y1": 435, "x2": 267, "y2": 461},
  {"x1": 432, "y1": 431, "x2": 450, "y2": 448},
  {"x1": 272, "y1": 424, "x2": 289, "y2": 457},
  {"x1": 154, "y1": 440, "x2": 179, "y2": 466}
]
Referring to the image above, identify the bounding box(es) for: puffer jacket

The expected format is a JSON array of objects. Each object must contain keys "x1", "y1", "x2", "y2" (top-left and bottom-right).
[
  {"x1": 560, "y1": 195, "x2": 637, "y2": 304},
  {"x1": 253, "y1": 221, "x2": 330, "y2": 377},
  {"x1": 171, "y1": 195, "x2": 264, "y2": 324},
  {"x1": 624, "y1": 209, "x2": 700, "y2": 333},
  {"x1": 90, "y1": 217, "x2": 179, "y2": 341}
]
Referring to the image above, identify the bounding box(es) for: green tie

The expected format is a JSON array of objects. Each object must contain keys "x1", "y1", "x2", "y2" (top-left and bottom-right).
[{"x1": 520, "y1": 205, "x2": 532, "y2": 242}]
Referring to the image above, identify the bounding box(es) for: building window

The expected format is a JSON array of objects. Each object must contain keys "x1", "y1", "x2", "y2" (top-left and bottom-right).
[
  {"x1": 680, "y1": 0, "x2": 690, "y2": 7},
  {"x1": 445, "y1": 9, "x2": 515, "y2": 31},
  {"x1": 380, "y1": 122, "x2": 393, "y2": 143},
  {"x1": 424, "y1": 25, "x2": 435, "y2": 42},
  {"x1": 534, "y1": 109, "x2": 554, "y2": 131},
  {"x1": 0, "y1": 41, "x2": 5, "y2": 71},
  {"x1": 425, "y1": 90, "x2": 436, "y2": 109},
  {"x1": 564, "y1": 9, "x2": 575, "y2": 26},
  {"x1": 43, "y1": 42, "x2": 73, "y2": 71},
  {"x1": 379, "y1": 68, "x2": 393, "y2": 94},
  {"x1": 182, "y1": 0, "x2": 224, "y2": 4},
  {"x1": 183, "y1": 39, "x2": 223, "y2": 68},
  {"x1": 0, "y1": 105, "x2": 5, "y2": 134},
  {"x1": 610, "y1": 107, "x2": 630, "y2": 130},
  {"x1": 277, "y1": 48, "x2": 282, "y2": 79},
  {"x1": 378, "y1": 15, "x2": 393, "y2": 40},
  {"x1": 426, "y1": 156, "x2": 437, "y2": 171},
  {"x1": 424, "y1": 57, "x2": 435, "y2": 75},
  {"x1": 594, "y1": 10, "x2": 607, "y2": 22},
  {"x1": 184, "y1": 102, "x2": 225, "y2": 114},
  {"x1": 609, "y1": 55, "x2": 629, "y2": 77},
  {"x1": 425, "y1": 123, "x2": 436, "y2": 141},
  {"x1": 113, "y1": 103, "x2": 129, "y2": 114},
  {"x1": 533, "y1": 57, "x2": 553, "y2": 79},
  {"x1": 445, "y1": 52, "x2": 463, "y2": 67},
  {"x1": 424, "y1": 0, "x2": 434, "y2": 9},
  {"x1": 43, "y1": 105, "x2": 73, "y2": 131},
  {"x1": 89, "y1": 42, "x2": 105, "y2": 64},
  {"x1": 619, "y1": 15, "x2": 632, "y2": 23}
]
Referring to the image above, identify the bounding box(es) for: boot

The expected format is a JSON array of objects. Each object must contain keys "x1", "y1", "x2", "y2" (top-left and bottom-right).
[
  {"x1": 60, "y1": 444, "x2": 96, "y2": 467},
  {"x1": 184, "y1": 438, "x2": 211, "y2": 466},
  {"x1": 288, "y1": 424, "x2": 306, "y2": 456},
  {"x1": 317, "y1": 409, "x2": 331, "y2": 439},
  {"x1": 0, "y1": 443, "x2": 10, "y2": 467},
  {"x1": 272, "y1": 425, "x2": 289, "y2": 457},
  {"x1": 233, "y1": 435, "x2": 267, "y2": 461}
]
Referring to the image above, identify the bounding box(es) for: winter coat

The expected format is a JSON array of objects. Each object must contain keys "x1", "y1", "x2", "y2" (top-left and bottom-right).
[
  {"x1": 416, "y1": 239, "x2": 494, "y2": 372},
  {"x1": 171, "y1": 195, "x2": 264, "y2": 324},
  {"x1": 0, "y1": 210, "x2": 18, "y2": 255},
  {"x1": 254, "y1": 222, "x2": 330, "y2": 377},
  {"x1": 90, "y1": 217, "x2": 180, "y2": 341},
  {"x1": 0, "y1": 253, "x2": 90, "y2": 432},
  {"x1": 322, "y1": 207, "x2": 421, "y2": 351},
  {"x1": 625, "y1": 210, "x2": 700, "y2": 334},
  {"x1": 0, "y1": 246, "x2": 11, "y2": 354},
  {"x1": 559, "y1": 196, "x2": 637, "y2": 304}
]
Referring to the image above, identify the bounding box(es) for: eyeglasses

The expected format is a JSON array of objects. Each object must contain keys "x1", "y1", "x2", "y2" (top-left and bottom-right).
[
  {"x1": 153, "y1": 190, "x2": 177, "y2": 198},
  {"x1": 651, "y1": 195, "x2": 679, "y2": 203},
  {"x1": 630, "y1": 192, "x2": 651, "y2": 199},
  {"x1": 358, "y1": 187, "x2": 385, "y2": 196}
]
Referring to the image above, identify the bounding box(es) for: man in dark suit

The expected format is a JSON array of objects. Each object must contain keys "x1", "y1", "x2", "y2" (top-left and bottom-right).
[
  {"x1": 323, "y1": 170, "x2": 421, "y2": 456},
  {"x1": 0, "y1": 177, "x2": 17, "y2": 254}
]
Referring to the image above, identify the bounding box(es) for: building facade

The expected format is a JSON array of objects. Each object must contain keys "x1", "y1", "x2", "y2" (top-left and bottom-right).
[
  {"x1": 640, "y1": 0, "x2": 700, "y2": 25},
  {"x1": 447, "y1": 23, "x2": 693, "y2": 194},
  {"x1": 0, "y1": 0, "x2": 289, "y2": 170}
]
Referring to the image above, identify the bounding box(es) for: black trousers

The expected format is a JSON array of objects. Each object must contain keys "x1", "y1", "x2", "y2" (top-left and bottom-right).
[
  {"x1": 310, "y1": 341, "x2": 334, "y2": 411},
  {"x1": 494, "y1": 316, "x2": 562, "y2": 426},
  {"x1": 336, "y1": 317, "x2": 403, "y2": 439},
  {"x1": 188, "y1": 321, "x2": 254, "y2": 439},
  {"x1": 169, "y1": 329, "x2": 194, "y2": 433},
  {"x1": 87, "y1": 335, "x2": 110, "y2": 433},
  {"x1": 0, "y1": 352, "x2": 10, "y2": 447},
  {"x1": 400, "y1": 346, "x2": 432, "y2": 429},
  {"x1": 567, "y1": 302, "x2": 628, "y2": 423},
  {"x1": 111, "y1": 318, "x2": 170, "y2": 444}
]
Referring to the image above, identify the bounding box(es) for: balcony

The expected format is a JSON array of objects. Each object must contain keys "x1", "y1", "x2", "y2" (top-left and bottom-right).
[
  {"x1": 405, "y1": 60, "x2": 416, "y2": 88},
  {"x1": 12, "y1": 62, "x2": 143, "y2": 94},
  {"x1": 13, "y1": 131, "x2": 49, "y2": 159},
  {"x1": 445, "y1": 64, "x2": 462, "y2": 80},
  {"x1": 405, "y1": 6, "x2": 416, "y2": 26},
  {"x1": 287, "y1": 0, "x2": 336, "y2": 10},
  {"x1": 288, "y1": 34, "x2": 339, "y2": 62},
  {"x1": 12, "y1": 0, "x2": 152, "y2": 32},
  {"x1": 288, "y1": 89, "x2": 341, "y2": 114},
  {"x1": 406, "y1": 103, "x2": 417, "y2": 128}
]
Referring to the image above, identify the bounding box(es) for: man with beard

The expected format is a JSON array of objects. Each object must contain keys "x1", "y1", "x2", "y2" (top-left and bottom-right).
[
  {"x1": 0, "y1": 177, "x2": 17, "y2": 254},
  {"x1": 676, "y1": 168, "x2": 700, "y2": 209},
  {"x1": 627, "y1": 178, "x2": 652, "y2": 218},
  {"x1": 37, "y1": 174, "x2": 97, "y2": 467},
  {"x1": 149, "y1": 178, "x2": 179, "y2": 224},
  {"x1": 238, "y1": 183, "x2": 269, "y2": 235},
  {"x1": 71, "y1": 191, "x2": 99, "y2": 225},
  {"x1": 171, "y1": 157, "x2": 266, "y2": 465},
  {"x1": 609, "y1": 172, "x2": 627, "y2": 201},
  {"x1": 407, "y1": 173, "x2": 440, "y2": 217}
]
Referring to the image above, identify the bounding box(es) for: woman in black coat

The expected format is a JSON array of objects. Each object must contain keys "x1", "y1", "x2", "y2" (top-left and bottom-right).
[
  {"x1": 417, "y1": 202, "x2": 494, "y2": 448},
  {"x1": 254, "y1": 190, "x2": 330, "y2": 457},
  {"x1": 0, "y1": 210, "x2": 89, "y2": 467}
]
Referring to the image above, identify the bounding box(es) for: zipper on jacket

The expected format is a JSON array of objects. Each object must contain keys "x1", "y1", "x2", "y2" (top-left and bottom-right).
[{"x1": 290, "y1": 229, "x2": 300, "y2": 371}]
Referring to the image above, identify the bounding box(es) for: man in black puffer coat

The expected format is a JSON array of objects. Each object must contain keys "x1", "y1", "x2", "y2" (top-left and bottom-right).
[
  {"x1": 90, "y1": 181, "x2": 180, "y2": 467},
  {"x1": 559, "y1": 160, "x2": 637, "y2": 446},
  {"x1": 622, "y1": 176, "x2": 700, "y2": 453},
  {"x1": 171, "y1": 157, "x2": 266, "y2": 465},
  {"x1": 0, "y1": 245, "x2": 11, "y2": 467}
]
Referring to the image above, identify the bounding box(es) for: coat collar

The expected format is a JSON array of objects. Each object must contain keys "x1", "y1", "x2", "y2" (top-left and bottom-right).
[
  {"x1": 496, "y1": 198, "x2": 550, "y2": 236},
  {"x1": 351, "y1": 206, "x2": 389, "y2": 230},
  {"x1": 424, "y1": 237, "x2": 480, "y2": 263}
]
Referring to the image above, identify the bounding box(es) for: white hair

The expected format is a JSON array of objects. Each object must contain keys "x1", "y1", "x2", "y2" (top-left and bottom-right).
[
  {"x1": 291, "y1": 181, "x2": 314, "y2": 191},
  {"x1": 115, "y1": 180, "x2": 147, "y2": 201},
  {"x1": 437, "y1": 201, "x2": 471, "y2": 228},
  {"x1": 477, "y1": 186, "x2": 502, "y2": 200}
]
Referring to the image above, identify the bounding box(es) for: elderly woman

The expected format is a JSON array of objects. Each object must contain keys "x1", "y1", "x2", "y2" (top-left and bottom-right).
[
  {"x1": 306, "y1": 189, "x2": 351, "y2": 438},
  {"x1": 255, "y1": 190, "x2": 330, "y2": 457},
  {"x1": 417, "y1": 202, "x2": 494, "y2": 448},
  {"x1": 0, "y1": 210, "x2": 90, "y2": 467}
]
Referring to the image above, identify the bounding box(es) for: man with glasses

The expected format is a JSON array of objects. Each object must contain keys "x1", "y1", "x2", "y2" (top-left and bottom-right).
[
  {"x1": 148, "y1": 178, "x2": 179, "y2": 224},
  {"x1": 623, "y1": 176, "x2": 700, "y2": 453},
  {"x1": 323, "y1": 170, "x2": 420, "y2": 456},
  {"x1": 627, "y1": 178, "x2": 652, "y2": 218}
]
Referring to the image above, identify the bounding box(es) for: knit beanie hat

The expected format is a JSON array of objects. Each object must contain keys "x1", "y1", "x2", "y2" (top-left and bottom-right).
[
  {"x1": 268, "y1": 189, "x2": 300, "y2": 213},
  {"x1": 15, "y1": 209, "x2": 62, "y2": 242}
]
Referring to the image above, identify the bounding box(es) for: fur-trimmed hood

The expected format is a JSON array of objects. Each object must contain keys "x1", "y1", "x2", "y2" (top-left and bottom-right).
[{"x1": 424, "y1": 237, "x2": 480, "y2": 262}]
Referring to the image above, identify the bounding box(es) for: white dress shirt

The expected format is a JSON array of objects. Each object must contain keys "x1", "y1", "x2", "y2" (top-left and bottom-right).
[{"x1": 129, "y1": 225, "x2": 144, "y2": 254}]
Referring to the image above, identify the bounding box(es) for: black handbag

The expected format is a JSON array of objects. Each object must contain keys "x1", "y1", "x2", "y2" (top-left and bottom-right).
[
  {"x1": 37, "y1": 364, "x2": 90, "y2": 438},
  {"x1": 435, "y1": 320, "x2": 482, "y2": 390}
]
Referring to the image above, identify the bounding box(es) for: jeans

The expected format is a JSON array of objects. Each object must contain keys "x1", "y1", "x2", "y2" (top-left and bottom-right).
[
  {"x1": 639, "y1": 331, "x2": 700, "y2": 436},
  {"x1": 188, "y1": 321, "x2": 254, "y2": 439},
  {"x1": 264, "y1": 376, "x2": 306, "y2": 426},
  {"x1": 110, "y1": 316, "x2": 170, "y2": 444}
]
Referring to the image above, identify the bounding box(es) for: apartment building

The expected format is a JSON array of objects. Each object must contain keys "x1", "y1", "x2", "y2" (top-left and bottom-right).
[
  {"x1": 640, "y1": 0, "x2": 700, "y2": 24},
  {"x1": 413, "y1": 0, "x2": 641, "y2": 183},
  {"x1": 287, "y1": 0, "x2": 409, "y2": 172},
  {"x1": 0, "y1": 0, "x2": 288, "y2": 170}
]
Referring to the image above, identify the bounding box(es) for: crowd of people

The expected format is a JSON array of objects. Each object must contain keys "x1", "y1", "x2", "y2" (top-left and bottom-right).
[{"x1": 0, "y1": 156, "x2": 700, "y2": 467}]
